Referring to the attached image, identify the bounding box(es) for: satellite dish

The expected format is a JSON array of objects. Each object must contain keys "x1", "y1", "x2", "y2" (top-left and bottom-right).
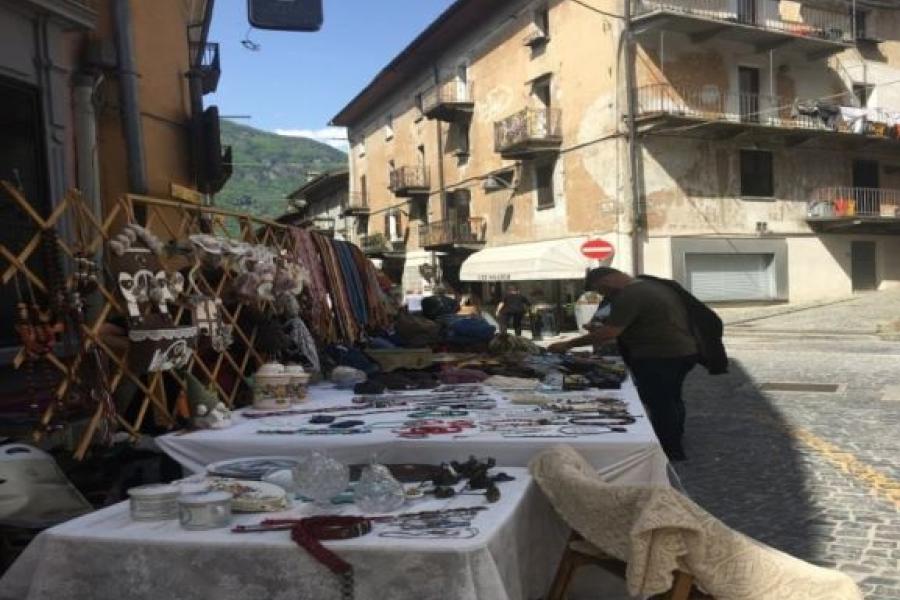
[{"x1": 247, "y1": 0, "x2": 323, "y2": 32}]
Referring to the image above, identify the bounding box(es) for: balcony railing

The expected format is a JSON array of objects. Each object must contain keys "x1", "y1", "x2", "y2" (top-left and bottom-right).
[
  {"x1": 422, "y1": 81, "x2": 474, "y2": 121},
  {"x1": 635, "y1": 83, "x2": 822, "y2": 129},
  {"x1": 190, "y1": 42, "x2": 221, "y2": 95},
  {"x1": 360, "y1": 233, "x2": 405, "y2": 256},
  {"x1": 493, "y1": 108, "x2": 562, "y2": 158},
  {"x1": 389, "y1": 166, "x2": 430, "y2": 196},
  {"x1": 419, "y1": 217, "x2": 486, "y2": 249},
  {"x1": 342, "y1": 192, "x2": 369, "y2": 215},
  {"x1": 808, "y1": 187, "x2": 900, "y2": 219},
  {"x1": 633, "y1": 0, "x2": 853, "y2": 44}
]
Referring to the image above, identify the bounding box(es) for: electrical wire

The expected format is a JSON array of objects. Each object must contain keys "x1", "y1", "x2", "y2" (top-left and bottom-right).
[{"x1": 242, "y1": 27, "x2": 261, "y2": 51}]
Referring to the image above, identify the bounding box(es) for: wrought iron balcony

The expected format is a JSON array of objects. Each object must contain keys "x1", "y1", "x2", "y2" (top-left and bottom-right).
[
  {"x1": 635, "y1": 83, "x2": 815, "y2": 127},
  {"x1": 422, "y1": 80, "x2": 474, "y2": 122},
  {"x1": 418, "y1": 217, "x2": 486, "y2": 251},
  {"x1": 190, "y1": 42, "x2": 221, "y2": 95},
  {"x1": 389, "y1": 166, "x2": 430, "y2": 197},
  {"x1": 633, "y1": 83, "x2": 900, "y2": 149},
  {"x1": 360, "y1": 233, "x2": 405, "y2": 257},
  {"x1": 494, "y1": 108, "x2": 562, "y2": 159},
  {"x1": 632, "y1": 0, "x2": 854, "y2": 55},
  {"x1": 341, "y1": 192, "x2": 370, "y2": 216},
  {"x1": 807, "y1": 187, "x2": 900, "y2": 233}
]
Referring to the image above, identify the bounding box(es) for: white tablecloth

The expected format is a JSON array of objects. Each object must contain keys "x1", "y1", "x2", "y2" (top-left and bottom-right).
[
  {"x1": 157, "y1": 379, "x2": 669, "y2": 485},
  {"x1": 0, "y1": 467, "x2": 631, "y2": 600}
]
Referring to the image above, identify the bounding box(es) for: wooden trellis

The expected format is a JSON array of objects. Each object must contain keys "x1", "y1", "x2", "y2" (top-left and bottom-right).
[{"x1": 0, "y1": 183, "x2": 296, "y2": 459}]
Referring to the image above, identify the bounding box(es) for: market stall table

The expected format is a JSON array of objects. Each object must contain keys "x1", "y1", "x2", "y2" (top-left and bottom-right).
[
  {"x1": 157, "y1": 378, "x2": 669, "y2": 485},
  {"x1": 0, "y1": 468, "x2": 632, "y2": 600}
]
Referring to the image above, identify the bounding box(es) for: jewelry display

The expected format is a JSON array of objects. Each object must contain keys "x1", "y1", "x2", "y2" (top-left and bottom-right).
[
  {"x1": 257, "y1": 426, "x2": 372, "y2": 435},
  {"x1": 558, "y1": 425, "x2": 623, "y2": 436},
  {"x1": 377, "y1": 527, "x2": 479, "y2": 539},
  {"x1": 567, "y1": 415, "x2": 636, "y2": 427},
  {"x1": 290, "y1": 516, "x2": 370, "y2": 600}
]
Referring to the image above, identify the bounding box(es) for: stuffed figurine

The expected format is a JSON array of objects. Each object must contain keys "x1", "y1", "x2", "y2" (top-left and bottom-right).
[{"x1": 186, "y1": 372, "x2": 231, "y2": 429}]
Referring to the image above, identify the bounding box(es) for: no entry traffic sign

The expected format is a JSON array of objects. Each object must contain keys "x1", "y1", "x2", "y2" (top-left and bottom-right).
[{"x1": 580, "y1": 239, "x2": 615, "y2": 262}]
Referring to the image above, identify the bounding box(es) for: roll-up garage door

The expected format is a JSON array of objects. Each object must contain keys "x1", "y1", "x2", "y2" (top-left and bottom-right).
[{"x1": 685, "y1": 253, "x2": 775, "y2": 301}]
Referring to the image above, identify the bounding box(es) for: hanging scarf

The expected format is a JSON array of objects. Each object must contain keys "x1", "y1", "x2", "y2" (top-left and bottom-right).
[
  {"x1": 290, "y1": 227, "x2": 336, "y2": 343},
  {"x1": 312, "y1": 233, "x2": 359, "y2": 343},
  {"x1": 349, "y1": 245, "x2": 391, "y2": 332},
  {"x1": 334, "y1": 240, "x2": 368, "y2": 329}
]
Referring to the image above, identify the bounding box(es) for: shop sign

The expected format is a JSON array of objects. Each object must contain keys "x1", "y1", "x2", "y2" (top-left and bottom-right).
[
  {"x1": 580, "y1": 239, "x2": 615, "y2": 262},
  {"x1": 478, "y1": 274, "x2": 511, "y2": 281}
]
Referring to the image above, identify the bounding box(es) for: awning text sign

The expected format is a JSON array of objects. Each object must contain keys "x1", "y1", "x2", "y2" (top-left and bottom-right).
[{"x1": 580, "y1": 239, "x2": 615, "y2": 262}]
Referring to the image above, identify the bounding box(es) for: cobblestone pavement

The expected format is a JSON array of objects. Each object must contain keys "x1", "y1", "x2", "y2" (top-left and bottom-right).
[
  {"x1": 675, "y1": 333, "x2": 900, "y2": 599},
  {"x1": 714, "y1": 287, "x2": 900, "y2": 334}
]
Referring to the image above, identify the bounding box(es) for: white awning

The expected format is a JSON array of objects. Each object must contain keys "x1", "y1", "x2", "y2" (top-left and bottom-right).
[{"x1": 460, "y1": 237, "x2": 595, "y2": 281}]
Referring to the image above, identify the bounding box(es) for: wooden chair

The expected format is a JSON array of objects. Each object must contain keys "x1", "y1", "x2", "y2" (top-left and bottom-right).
[{"x1": 547, "y1": 533, "x2": 711, "y2": 600}]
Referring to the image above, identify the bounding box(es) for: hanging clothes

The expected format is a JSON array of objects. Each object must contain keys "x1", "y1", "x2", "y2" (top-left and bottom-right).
[
  {"x1": 334, "y1": 240, "x2": 368, "y2": 329},
  {"x1": 312, "y1": 233, "x2": 360, "y2": 343},
  {"x1": 348, "y1": 244, "x2": 391, "y2": 333},
  {"x1": 290, "y1": 227, "x2": 336, "y2": 343}
]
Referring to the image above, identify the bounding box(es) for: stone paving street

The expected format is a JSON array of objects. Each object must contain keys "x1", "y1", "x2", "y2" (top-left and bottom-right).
[{"x1": 676, "y1": 312, "x2": 900, "y2": 599}]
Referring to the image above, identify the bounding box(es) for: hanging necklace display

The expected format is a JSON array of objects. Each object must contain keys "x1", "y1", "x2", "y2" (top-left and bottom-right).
[
  {"x1": 14, "y1": 274, "x2": 61, "y2": 423},
  {"x1": 68, "y1": 288, "x2": 118, "y2": 444}
]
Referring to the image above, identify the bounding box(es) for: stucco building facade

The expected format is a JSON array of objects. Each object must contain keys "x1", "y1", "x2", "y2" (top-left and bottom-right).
[{"x1": 332, "y1": 0, "x2": 900, "y2": 307}]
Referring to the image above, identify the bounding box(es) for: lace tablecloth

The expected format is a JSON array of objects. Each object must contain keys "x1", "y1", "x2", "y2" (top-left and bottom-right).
[
  {"x1": 157, "y1": 379, "x2": 669, "y2": 485},
  {"x1": 1, "y1": 468, "x2": 633, "y2": 600}
]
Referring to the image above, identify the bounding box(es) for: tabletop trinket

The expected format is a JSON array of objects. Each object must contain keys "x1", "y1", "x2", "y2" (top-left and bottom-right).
[
  {"x1": 353, "y1": 463, "x2": 406, "y2": 513},
  {"x1": 177, "y1": 490, "x2": 233, "y2": 530},
  {"x1": 128, "y1": 483, "x2": 180, "y2": 521},
  {"x1": 295, "y1": 451, "x2": 350, "y2": 507},
  {"x1": 252, "y1": 361, "x2": 291, "y2": 409},
  {"x1": 283, "y1": 363, "x2": 310, "y2": 403}
]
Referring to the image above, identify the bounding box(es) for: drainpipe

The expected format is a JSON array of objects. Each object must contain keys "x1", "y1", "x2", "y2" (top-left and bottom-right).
[
  {"x1": 112, "y1": 0, "x2": 148, "y2": 203},
  {"x1": 73, "y1": 73, "x2": 102, "y2": 243},
  {"x1": 432, "y1": 64, "x2": 447, "y2": 286},
  {"x1": 433, "y1": 64, "x2": 447, "y2": 221},
  {"x1": 624, "y1": 0, "x2": 643, "y2": 275}
]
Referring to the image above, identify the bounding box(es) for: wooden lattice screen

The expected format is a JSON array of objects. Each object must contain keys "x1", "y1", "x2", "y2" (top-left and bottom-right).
[{"x1": 0, "y1": 183, "x2": 295, "y2": 459}]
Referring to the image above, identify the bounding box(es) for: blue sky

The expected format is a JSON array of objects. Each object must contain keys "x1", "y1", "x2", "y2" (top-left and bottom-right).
[{"x1": 207, "y1": 0, "x2": 455, "y2": 150}]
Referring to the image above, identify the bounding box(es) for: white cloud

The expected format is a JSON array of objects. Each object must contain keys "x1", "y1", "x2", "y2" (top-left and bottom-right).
[{"x1": 274, "y1": 126, "x2": 349, "y2": 152}]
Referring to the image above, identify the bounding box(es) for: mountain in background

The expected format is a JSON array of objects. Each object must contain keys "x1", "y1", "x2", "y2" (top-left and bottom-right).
[{"x1": 216, "y1": 119, "x2": 347, "y2": 220}]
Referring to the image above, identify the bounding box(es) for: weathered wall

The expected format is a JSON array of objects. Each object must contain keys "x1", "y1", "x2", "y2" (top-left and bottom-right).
[
  {"x1": 348, "y1": 0, "x2": 625, "y2": 250},
  {"x1": 95, "y1": 0, "x2": 196, "y2": 214},
  {"x1": 638, "y1": 136, "x2": 900, "y2": 236},
  {"x1": 344, "y1": 0, "x2": 900, "y2": 302}
]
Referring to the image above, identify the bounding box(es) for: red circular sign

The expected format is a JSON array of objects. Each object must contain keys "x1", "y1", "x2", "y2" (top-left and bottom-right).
[{"x1": 580, "y1": 239, "x2": 615, "y2": 261}]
